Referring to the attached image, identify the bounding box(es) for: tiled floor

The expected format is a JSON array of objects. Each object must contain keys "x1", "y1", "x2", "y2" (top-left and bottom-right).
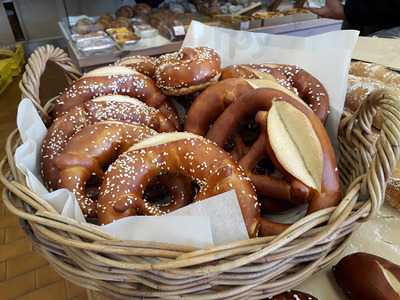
[{"x1": 0, "y1": 62, "x2": 88, "y2": 300}]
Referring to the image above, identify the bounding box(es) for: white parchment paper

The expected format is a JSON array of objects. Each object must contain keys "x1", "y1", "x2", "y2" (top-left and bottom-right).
[
  {"x1": 183, "y1": 21, "x2": 359, "y2": 145},
  {"x1": 14, "y1": 99, "x2": 249, "y2": 248}
]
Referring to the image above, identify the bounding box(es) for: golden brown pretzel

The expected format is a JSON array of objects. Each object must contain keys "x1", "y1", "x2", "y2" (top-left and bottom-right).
[
  {"x1": 239, "y1": 111, "x2": 312, "y2": 206},
  {"x1": 115, "y1": 55, "x2": 157, "y2": 78},
  {"x1": 155, "y1": 47, "x2": 222, "y2": 96},
  {"x1": 55, "y1": 122, "x2": 157, "y2": 217},
  {"x1": 221, "y1": 64, "x2": 329, "y2": 123},
  {"x1": 206, "y1": 88, "x2": 341, "y2": 236},
  {"x1": 41, "y1": 95, "x2": 177, "y2": 193},
  {"x1": 184, "y1": 78, "x2": 254, "y2": 135},
  {"x1": 52, "y1": 66, "x2": 169, "y2": 118},
  {"x1": 98, "y1": 132, "x2": 260, "y2": 237}
]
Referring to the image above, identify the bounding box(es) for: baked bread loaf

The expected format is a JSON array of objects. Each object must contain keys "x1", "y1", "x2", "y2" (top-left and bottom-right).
[
  {"x1": 345, "y1": 74, "x2": 386, "y2": 113},
  {"x1": 132, "y1": 3, "x2": 152, "y2": 17},
  {"x1": 350, "y1": 61, "x2": 400, "y2": 86},
  {"x1": 115, "y1": 5, "x2": 134, "y2": 18},
  {"x1": 333, "y1": 252, "x2": 400, "y2": 300}
]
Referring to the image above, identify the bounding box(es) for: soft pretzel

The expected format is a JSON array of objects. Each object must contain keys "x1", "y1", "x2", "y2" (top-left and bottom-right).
[
  {"x1": 98, "y1": 132, "x2": 260, "y2": 237},
  {"x1": 221, "y1": 64, "x2": 329, "y2": 123},
  {"x1": 52, "y1": 66, "x2": 176, "y2": 125},
  {"x1": 184, "y1": 78, "x2": 254, "y2": 135},
  {"x1": 272, "y1": 290, "x2": 318, "y2": 300},
  {"x1": 115, "y1": 55, "x2": 157, "y2": 78},
  {"x1": 155, "y1": 47, "x2": 221, "y2": 96},
  {"x1": 333, "y1": 252, "x2": 400, "y2": 300},
  {"x1": 239, "y1": 111, "x2": 312, "y2": 207},
  {"x1": 350, "y1": 61, "x2": 400, "y2": 86},
  {"x1": 185, "y1": 78, "x2": 314, "y2": 163},
  {"x1": 41, "y1": 95, "x2": 177, "y2": 193},
  {"x1": 207, "y1": 88, "x2": 341, "y2": 235},
  {"x1": 55, "y1": 122, "x2": 157, "y2": 217}
]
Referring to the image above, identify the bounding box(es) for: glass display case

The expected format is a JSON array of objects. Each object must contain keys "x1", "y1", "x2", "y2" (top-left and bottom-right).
[{"x1": 57, "y1": 0, "x2": 340, "y2": 70}]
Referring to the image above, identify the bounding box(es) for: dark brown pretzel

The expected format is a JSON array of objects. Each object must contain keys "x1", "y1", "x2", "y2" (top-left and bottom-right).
[
  {"x1": 221, "y1": 64, "x2": 329, "y2": 123},
  {"x1": 98, "y1": 133, "x2": 260, "y2": 237},
  {"x1": 272, "y1": 290, "x2": 318, "y2": 300},
  {"x1": 240, "y1": 111, "x2": 312, "y2": 206},
  {"x1": 333, "y1": 252, "x2": 400, "y2": 300},
  {"x1": 155, "y1": 47, "x2": 222, "y2": 96},
  {"x1": 52, "y1": 66, "x2": 172, "y2": 121},
  {"x1": 41, "y1": 95, "x2": 177, "y2": 194},
  {"x1": 116, "y1": 55, "x2": 157, "y2": 78},
  {"x1": 54, "y1": 122, "x2": 157, "y2": 217},
  {"x1": 184, "y1": 78, "x2": 254, "y2": 135},
  {"x1": 206, "y1": 88, "x2": 341, "y2": 236}
]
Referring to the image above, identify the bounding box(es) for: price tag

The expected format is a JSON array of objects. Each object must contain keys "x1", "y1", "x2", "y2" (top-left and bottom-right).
[
  {"x1": 240, "y1": 21, "x2": 250, "y2": 31},
  {"x1": 173, "y1": 26, "x2": 186, "y2": 36}
]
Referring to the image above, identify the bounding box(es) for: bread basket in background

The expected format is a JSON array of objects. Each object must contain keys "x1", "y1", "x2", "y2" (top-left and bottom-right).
[{"x1": 1, "y1": 41, "x2": 400, "y2": 299}]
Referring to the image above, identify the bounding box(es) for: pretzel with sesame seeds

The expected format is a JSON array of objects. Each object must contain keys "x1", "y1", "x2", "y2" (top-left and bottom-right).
[
  {"x1": 41, "y1": 95, "x2": 177, "y2": 196},
  {"x1": 155, "y1": 47, "x2": 222, "y2": 96},
  {"x1": 51, "y1": 65, "x2": 180, "y2": 128},
  {"x1": 220, "y1": 64, "x2": 329, "y2": 123},
  {"x1": 207, "y1": 88, "x2": 341, "y2": 236},
  {"x1": 184, "y1": 77, "x2": 314, "y2": 162},
  {"x1": 97, "y1": 132, "x2": 260, "y2": 237},
  {"x1": 54, "y1": 122, "x2": 157, "y2": 217},
  {"x1": 115, "y1": 55, "x2": 157, "y2": 78}
]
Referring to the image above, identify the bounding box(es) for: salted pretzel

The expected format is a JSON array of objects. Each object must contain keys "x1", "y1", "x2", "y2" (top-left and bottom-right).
[
  {"x1": 115, "y1": 55, "x2": 157, "y2": 78},
  {"x1": 97, "y1": 132, "x2": 260, "y2": 237},
  {"x1": 55, "y1": 122, "x2": 157, "y2": 217},
  {"x1": 350, "y1": 61, "x2": 400, "y2": 86},
  {"x1": 52, "y1": 65, "x2": 179, "y2": 128},
  {"x1": 185, "y1": 78, "x2": 314, "y2": 162},
  {"x1": 207, "y1": 88, "x2": 341, "y2": 235},
  {"x1": 185, "y1": 78, "x2": 254, "y2": 135},
  {"x1": 41, "y1": 95, "x2": 177, "y2": 194},
  {"x1": 221, "y1": 64, "x2": 329, "y2": 123},
  {"x1": 155, "y1": 47, "x2": 222, "y2": 96}
]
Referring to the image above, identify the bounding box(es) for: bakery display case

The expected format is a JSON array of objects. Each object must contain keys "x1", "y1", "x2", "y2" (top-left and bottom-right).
[{"x1": 58, "y1": 0, "x2": 341, "y2": 70}]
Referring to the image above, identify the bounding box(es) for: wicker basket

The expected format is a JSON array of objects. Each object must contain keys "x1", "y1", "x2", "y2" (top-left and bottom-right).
[{"x1": 1, "y1": 45, "x2": 400, "y2": 299}]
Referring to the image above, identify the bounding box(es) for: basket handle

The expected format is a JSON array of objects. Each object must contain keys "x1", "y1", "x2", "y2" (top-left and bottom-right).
[
  {"x1": 339, "y1": 88, "x2": 400, "y2": 217},
  {"x1": 19, "y1": 45, "x2": 81, "y2": 118}
]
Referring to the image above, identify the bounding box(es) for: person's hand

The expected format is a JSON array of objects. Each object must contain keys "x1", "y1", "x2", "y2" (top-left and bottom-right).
[{"x1": 307, "y1": 0, "x2": 345, "y2": 20}]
